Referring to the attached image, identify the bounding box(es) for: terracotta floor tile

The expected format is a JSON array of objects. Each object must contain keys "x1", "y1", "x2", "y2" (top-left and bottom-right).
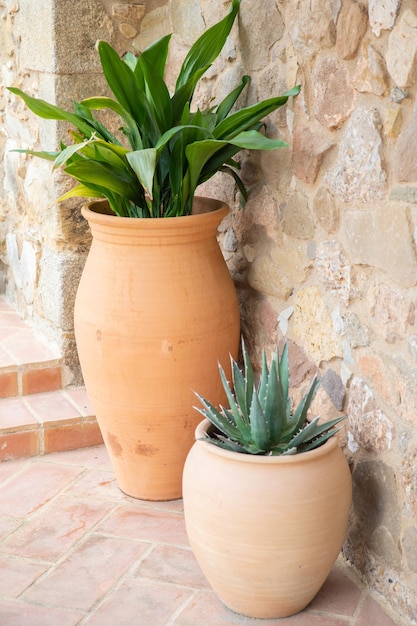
[
  {"x1": 83, "y1": 577, "x2": 194, "y2": 626},
  {"x1": 1, "y1": 497, "x2": 113, "y2": 561},
  {"x1": 22, "y1": 366, "x2": 62, "y2": 395},
  {"x1": 45, "y1": 444, "x2": 112, "y2": 470},
  {"x1": 0, "y1": 371, "x2": 18, "y2": 398},
  {"x1": 43, "y1": 420, "x2": 103, "y2": 454},
  {"x1": 98, "y1": 505, "x2": 190, "y2": 546},
  {"x1": 65, "y1": 386, "x2": 95, "y2": 416},
  {"x1": 21, "y1": 534, "x2": 149, "y2": 611},
  {"x1": 24, "y1": 390, "x2": 82, "y2": 425},
  {"x1": 0, "y1": 461, "x2": 83, "y2": 517},
  {"x1": 135, "y1": 543, "x2": 210, "y2": 588},
  {"x1": 0, "y1": 430, "x2": 40, "y2": 461},
  {"x1": 307, "y1": 566, "x2": 362, "y2": 616},
  {"x1": 0, "y1": 555, "x2": 48, "y2": 597},
  {"x1": 0, "y1": 516, "x2": 22, "y2": 541},
  {"x1": 171, "y1": 590, "x2": 350, "y2": 625},
  {"x1": 63, "y1": 467, "x2": 127, "y2": 502},
  {"x1": 2, "y1": 335, "x2": 60, "y2": 364},
  {"x1": 0, "y1": 346, "x2": 16, "y2": 367},
  {"x1": 0, "y1": 598, "x2": 84, "y2": 626},
  {"x1": 0, "y1": 457, "x2": 29, "y2": 483},
  {"x1": 356, "y1": 596, "x2": 402, "y2": 626},
  {"x1": 0, "y1": 397, "x2": 38, "y2": 431}
]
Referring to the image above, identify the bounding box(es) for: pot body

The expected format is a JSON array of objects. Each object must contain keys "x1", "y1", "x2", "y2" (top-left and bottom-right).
[
  {"x1": 183, "y1": 419, "x2": 352, "y2": 618},
  {"x1": 74, "y1": 198, "x2": 240, "y2": 500}
]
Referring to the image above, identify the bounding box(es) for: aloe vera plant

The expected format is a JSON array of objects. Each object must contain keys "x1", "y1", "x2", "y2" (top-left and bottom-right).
[
  {"x1": 8, "y1": 0, "x2": 299, "y2": 218},
  {"x1": 195, "y1": 341, "x2": 346, "y2": 455}
]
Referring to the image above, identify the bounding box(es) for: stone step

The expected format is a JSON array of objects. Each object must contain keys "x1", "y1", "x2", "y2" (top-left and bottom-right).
[{"x1": 0, "y1": 296, "x2": 102, "y2": 460}]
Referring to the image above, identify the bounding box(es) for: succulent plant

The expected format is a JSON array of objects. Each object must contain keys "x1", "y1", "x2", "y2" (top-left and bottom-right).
[{"x1": 194, "y1": 340, "x2": 346, "y2": 455}]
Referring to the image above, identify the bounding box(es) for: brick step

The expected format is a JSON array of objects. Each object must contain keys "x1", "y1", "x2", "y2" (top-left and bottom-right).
[
  {"x1": 0, "y1": 296, "x2": 64, "y2": 398},
  {"x1": 0, "y1": 296, "x2": 102, "y2": 460},
  {"x1": 0, "y1": 388, "x2": 103, "y2": 461}
]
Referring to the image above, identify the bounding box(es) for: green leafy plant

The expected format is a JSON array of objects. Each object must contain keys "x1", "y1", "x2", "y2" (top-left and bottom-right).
[
  {"x1": 8, "y1": 0, "x2": 299, "y2": 218},
  {"x1": 194, "y1": 340, "x2": 346, "y2": 455}
]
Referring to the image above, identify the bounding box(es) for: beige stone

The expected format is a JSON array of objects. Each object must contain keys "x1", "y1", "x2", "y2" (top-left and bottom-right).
[
  {"x1": 336, "y1": 0, "x2": 368, "y2": 60},
  {"x1": 352, "y1": 43, "x2": 388, "y2": 96},
  {"x1": 282, "y1": 192, "x2": 314, "y2": 239},
  {"x1": 313, "y1": 57, "x2": 356, "y2": 130},
  {"x1": 293, "y1": 286, "x2": 342, "y2": 362},
  {"x1": 384, "y1": 104, "x2": 403, "y2": 137},
  {"x1": 386, "y1": 9, "x2": 417, "y2": 87},
  {"x1": 340, "y1": 205, "x2": 417, "y2": 288},
  {"x1": 292, "y1": 124, "x2": 334, "y2": 184},
  {"x1": 394, "y1": 97, "x2": 417, "y2": 183},
  {"x1": 313, "y1": 187, "x2": 339, "y2": 233},
  {"x1": 367, "y1": 281, "x2": 412, "y2": 342},
  {"x1": 369, "y1": 0, "x2": 401, "y2": 37}
]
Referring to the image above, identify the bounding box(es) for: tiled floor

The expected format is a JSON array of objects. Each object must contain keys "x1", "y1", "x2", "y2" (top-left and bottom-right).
[{"x1": 0, "y1": 444, "x2": 405, "y2": 626}]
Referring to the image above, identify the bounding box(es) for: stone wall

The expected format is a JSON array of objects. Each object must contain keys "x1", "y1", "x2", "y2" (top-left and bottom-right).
[{"x1": 0, "y1": 0, "x2": 416, "y2": 622}]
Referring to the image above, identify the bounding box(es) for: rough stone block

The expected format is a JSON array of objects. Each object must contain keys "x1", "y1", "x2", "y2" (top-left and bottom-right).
[{"x1": 347, "y1": 377, "x2": 393, "y2": 453}]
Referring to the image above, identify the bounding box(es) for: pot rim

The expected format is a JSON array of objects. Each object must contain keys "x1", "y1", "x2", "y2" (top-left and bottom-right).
[
  {"x1": 194, "y1": 418, "x2": 340, "y2": 465},
  {"x1": 81, "y1": 196, "x2": 229, "y2": 227}
]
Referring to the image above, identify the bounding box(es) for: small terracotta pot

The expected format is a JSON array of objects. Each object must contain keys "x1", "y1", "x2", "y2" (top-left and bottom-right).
[
  {"x1": 74, "y1": 198, "x2": 240, "y2": 500},
  {"x1": 183, "y1": 419, "x2": 352, "y2": 618}
]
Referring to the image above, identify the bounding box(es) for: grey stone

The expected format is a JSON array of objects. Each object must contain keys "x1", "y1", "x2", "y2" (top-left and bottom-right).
[
  {"x1": 347, "y1": 377, "x2": 394, "y2": 453},
  {"x1": 326, "y1": 107, "x2": 387, "y2": 202},
  {"x1": 403, "y1": 526, "x2": 417, "y2": 573},
  {"x1": 340, "y1": 312, "x2": 371, "y2": 348},
  {"x1": 390, "y1": 186, "x2": 417, "y2": 202},
  {"x1": 321, "y1": 369, "x2": 345, "y2": 411},
  {"x1": 352, "y1": 460, "x2": 401, "y2": 554}
]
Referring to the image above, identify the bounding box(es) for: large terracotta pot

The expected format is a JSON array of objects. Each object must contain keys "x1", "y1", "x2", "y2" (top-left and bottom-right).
[
  {"x1": 74, "y1": 198, "x2": 240, "y2": 501},
  {"x1": 183, "y1": 419, "x2": 352, "y2": 619}
]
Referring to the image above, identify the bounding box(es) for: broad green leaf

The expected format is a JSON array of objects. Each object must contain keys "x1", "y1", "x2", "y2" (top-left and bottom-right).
[
  {"x1": 7, "y1": 87, "x2": 93, "y2": 136},
  {"x1": 216, "y1": 75, "x2": 250, "y2": 122},
  {"x1": 126, "y1": 149, "x2": 156, "y2": 200},
  {"x1": 80, "y1": 96, "x2": 128, "y2": 119},
  {"x1": 56, "y1": 184, "x2": 104, "y2": 202},
  {"x1": 80, "y1": 96, "x2": 142, "y2": 149},
  {"x1": 138, "y1": 56, "x2": 172, "y2": 133},
  {"x1": 64, "y1": 160, "x2": 138, "y2": 200},
  {"x1": 176, "y1": 0, "x2": 241, "y2": 90},
  {"x1": 10, "y1": 149, "x2": 59, "y2": 161},
  {"x1": 171, "y1": 67, "x2": 208, "y2": 124},
  {"x1": 53, "y1": 136, "x2": 96, "y2": 169},
  {"x1": 185, "y1": 139, "x2": 229, "y2": 200},
  {"x1": 139, "y1": 34, "x2": 172, "y2": 79},
  {"x1": 97, "y1": 40, "x2": 139, "y2": 119},
  {"x1": 214, "y1": 88, "x2": 300, "y2": 140},
  {"x1": 229, "y1": 130, "x2": 288, "y2": 150}
]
